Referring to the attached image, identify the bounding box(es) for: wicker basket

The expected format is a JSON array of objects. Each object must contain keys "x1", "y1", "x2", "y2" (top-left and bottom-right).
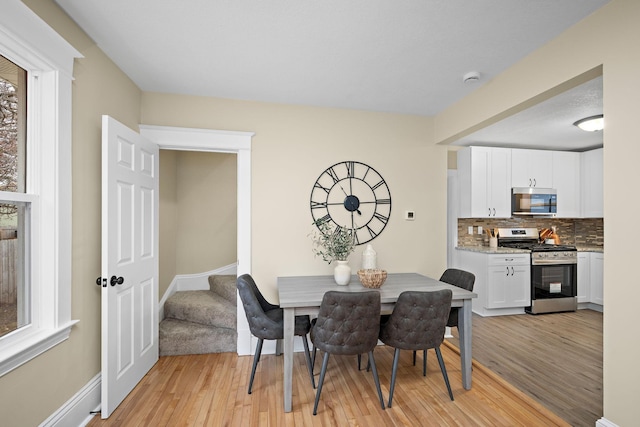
[{"x1": 357, "y1": 269, "x2": 387, "y2": 289}]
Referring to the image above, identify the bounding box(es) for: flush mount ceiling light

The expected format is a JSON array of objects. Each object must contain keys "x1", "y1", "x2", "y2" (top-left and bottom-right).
[
  {"x1": 573, "y1": 114, "x2": 604, "y2": 132},
  {"x1": 463, "y1": 71, "x2": 481, "y2": 84}
]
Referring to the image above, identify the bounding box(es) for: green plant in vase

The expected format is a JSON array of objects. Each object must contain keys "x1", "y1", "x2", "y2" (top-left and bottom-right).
[{"x1": 310, "y1": 218, "x2": 356, "y2": 264}]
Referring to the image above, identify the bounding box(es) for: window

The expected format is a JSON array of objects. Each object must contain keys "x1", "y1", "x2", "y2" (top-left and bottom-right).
[{"x1": 0, "y1": 0, "x2": 81, "y2": 376}]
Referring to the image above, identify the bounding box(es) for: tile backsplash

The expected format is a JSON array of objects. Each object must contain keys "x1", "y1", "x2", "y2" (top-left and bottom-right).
[{"x1": 457, "y1": 217, "x2": 603, "y2": 248}]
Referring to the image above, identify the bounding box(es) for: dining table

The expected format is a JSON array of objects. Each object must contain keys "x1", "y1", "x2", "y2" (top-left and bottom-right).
[{"x1": 277, "y1": 272, "x2": 477, "y2": 412}]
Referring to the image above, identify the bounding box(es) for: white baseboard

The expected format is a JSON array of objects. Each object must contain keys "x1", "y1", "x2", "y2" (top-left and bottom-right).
[
  {"x1": 39, "y1": 374, "x2": 101, "y2": 427},
  {"x1": 596, "y1": 417, "x2": 619, "y2": 427}
]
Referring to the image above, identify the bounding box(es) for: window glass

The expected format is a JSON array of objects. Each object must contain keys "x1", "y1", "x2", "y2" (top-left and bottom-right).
[{"x1": 0, "y1": 55, "x2": 27, "y2": 338}]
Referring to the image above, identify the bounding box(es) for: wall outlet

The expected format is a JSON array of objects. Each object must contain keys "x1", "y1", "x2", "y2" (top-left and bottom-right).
[
  {"x1": 468, "y1": 226, "x2": 474, "y2": 235},
  {"x1": 405, "y1": 211, "x2": 415, "y2": 220}
]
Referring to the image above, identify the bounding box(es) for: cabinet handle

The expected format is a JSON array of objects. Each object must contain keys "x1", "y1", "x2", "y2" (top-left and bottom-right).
[
  {"x1": 506, "y1": 267, "x2": 509, "y2": 276},
  {"x1": 488, "y1": 208, "x2": 491, "y2": 217},
  {"x1": 529, "y1": 178, "x2": 532, "y2": 187},
  {"x1": 492, "y1": 208, "x2": 496, "y2": 216},
  {"x1": 533, "y1": 178, "x2": 537, "y2": 187},
  {"x1": 510, "y1": 266, "x2": 514, "y2": 276}
]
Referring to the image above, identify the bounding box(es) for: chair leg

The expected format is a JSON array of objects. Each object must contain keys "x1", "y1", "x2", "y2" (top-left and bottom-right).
[
  {"x1": 312, "y1": 345, "x2": 317, "y2": 373},
  {"x1": 423, "y1": 349, "x2": 427, "y2": 376},
  {"x1": 357, "y1": 353, "x2": 361, "y2": 370},
  {"x1": 388, "y1": 348, "x2": 401, "y2": 408},
  {"x1": 301, "y1": 335, "x2": 315, "y2": 389},
  {"x1": 248, "y1": 338, "x2": 264, "y2": 394},
  {"x1": 435, "y1": 346, "x2": 454, "y2": 401},
  {"x1": 367, "y1": 351, "x2": 386, "y2": 411},
  {"x1": 412, "y1": 350, "x2": 416, "y2": 366},
  {"x1": 313, "y1": 352, "x2": 331, "y2": 415}
]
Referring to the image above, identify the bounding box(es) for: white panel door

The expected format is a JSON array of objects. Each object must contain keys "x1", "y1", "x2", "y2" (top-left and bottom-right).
[{"x1": 101, "y1": 115, "x2": 159, "y2": 418}]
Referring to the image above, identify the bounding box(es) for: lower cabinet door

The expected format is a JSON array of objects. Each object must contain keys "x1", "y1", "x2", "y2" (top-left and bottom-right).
[{"x1": 486, "y1": 264, "x2": 530, "y2": 308}]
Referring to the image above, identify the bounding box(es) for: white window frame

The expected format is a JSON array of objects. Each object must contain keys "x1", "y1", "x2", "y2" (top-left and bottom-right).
[{"x1": 0, "y1": 0, "x2": 81, "y2": 377}]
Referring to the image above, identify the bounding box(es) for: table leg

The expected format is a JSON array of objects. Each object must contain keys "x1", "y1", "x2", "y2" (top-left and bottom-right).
[
  {"x1": 458, "y1": 299, "x2": 473, "y2": 390},
  {"x1": 283, "y1": 308, "x2": 294, "y2": 412}
]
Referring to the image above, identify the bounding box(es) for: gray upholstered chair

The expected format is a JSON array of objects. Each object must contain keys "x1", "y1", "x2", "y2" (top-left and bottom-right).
[
  {"x1": 237, "y1": 274, "x2": 315, "y2": 394},
  {"x1": 412, "y1": 268, "x2": 475, "y2": 368},
  {"x1": 440, "y1": 268, "x2": 475, "y2": 329},
  {"x1": 379, "y1": 289, "x2": 454, "y2": 407},
  {"x1": 310, "y1": 291, "x2": 385, "y2": 415}
]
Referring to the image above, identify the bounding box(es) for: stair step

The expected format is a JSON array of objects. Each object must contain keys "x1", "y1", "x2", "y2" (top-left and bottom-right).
[
  {"x1": 164, "y1": 290, "x2": 236, "y2": 330},
  {"x1": 208, "y1": 274, "x2": 237, "y2": 304},
  {"x1": 159, "y1": 318, "x2": 236, "y2": 356}
]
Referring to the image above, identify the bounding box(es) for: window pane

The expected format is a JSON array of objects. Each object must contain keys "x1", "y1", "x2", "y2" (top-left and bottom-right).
[
  {"x1": 0, "y1": 202, "x2": 28, "y2": 338},
  {"x1": 0, "y1": 54, "x2": 26, "y2": 194},
  {"x1": 0, "y1": 55, "x2": 28, "y2": 339}
]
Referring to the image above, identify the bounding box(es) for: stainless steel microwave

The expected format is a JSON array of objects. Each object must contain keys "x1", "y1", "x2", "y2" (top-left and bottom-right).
[{"x1": 512, "y1": 188, "x2": 557, "y2": 216}]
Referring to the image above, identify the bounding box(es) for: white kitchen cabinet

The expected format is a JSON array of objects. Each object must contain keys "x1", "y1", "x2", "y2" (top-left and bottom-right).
[
  {"x1": 455, "y1": 249, "x2": 530, "y2": 316},
  {"x1": 581, "y1": 148, "x2": 603, "y2": 218},
  {"x1": 486, "y1": 255, "x2": 531, "y2": 309},
  {"x1": 589, "y1": 252, "x2": 604, "y2": 305},
  {"x1": 511, "y1": 149, "x2": 553, "y2": 188},
  {"x1": 577, "y1": 252, "x2": 591, "y2": 303},
  {"x1": 457, "y1": 146, "x2": 512, "y2": 218},
  {"x1": 552, "y1": 151, "x2": 581, "y2": 218},
  {"x1": 577, "y1": 251, "x2": 604, "y2": 308}
]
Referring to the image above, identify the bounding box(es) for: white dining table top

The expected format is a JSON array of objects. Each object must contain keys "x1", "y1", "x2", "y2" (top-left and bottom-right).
[{"x1": 277, "y1": 272, "x2": 477, "y2": 308}]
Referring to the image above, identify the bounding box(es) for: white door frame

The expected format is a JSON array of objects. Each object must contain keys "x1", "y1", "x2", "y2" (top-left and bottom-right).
[{"x1": 139, "y1": 124, "x2": 254, "y2": 355}]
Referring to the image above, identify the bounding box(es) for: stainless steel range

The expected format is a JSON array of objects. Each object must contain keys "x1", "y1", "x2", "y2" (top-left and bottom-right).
[{"x1": 497, "y1": 228, "x2": 577, "y2": 314}]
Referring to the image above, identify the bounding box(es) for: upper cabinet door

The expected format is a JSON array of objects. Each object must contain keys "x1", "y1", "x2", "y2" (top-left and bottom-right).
[
  {"x1": 581, "y1": 148, "x2": 604, "y2": 218},
  {"x1": 511, "y1": 149, "x2": 553, "y2": 188},
  {"x1": 457, "y1": 146, "x2": 511, "y2": 218},
  {"x1": 553, "y1": 151, "x2": 581, "y2": 218}
]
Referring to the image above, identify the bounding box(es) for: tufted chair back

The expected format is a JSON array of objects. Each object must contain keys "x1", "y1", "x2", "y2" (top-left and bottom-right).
[
  {"x1": 379, "y1": 289, "x2": 454, "y2": 406},
  {"x1": 310, "y1": 290, "x2": 386, "y2": 414},
  {"x1": 237, "y1": 273, "x2": 283, "y2": 340},
  {"x1": 311, "y1": 290, "x2": 381, "y2": 355},
  {"x1": 439, "y1": 268, "x2": 475, "y2": 328},
  {"x1": 379, "y1": 290, "x2": 452, "y2": 350}
]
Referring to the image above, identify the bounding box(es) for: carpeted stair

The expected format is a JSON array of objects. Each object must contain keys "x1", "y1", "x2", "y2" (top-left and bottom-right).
[{"x1": 159, "y1": 274, "x2": 237, "y2": 356}]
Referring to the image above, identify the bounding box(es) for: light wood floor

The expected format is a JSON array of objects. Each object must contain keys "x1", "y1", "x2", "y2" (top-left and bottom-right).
[
  {"x1": 448, "y1": 309, "x2": 603, "y2": 427},
  {"x1": 87, "y1": 342, "x2": 569, "y2": 426}
]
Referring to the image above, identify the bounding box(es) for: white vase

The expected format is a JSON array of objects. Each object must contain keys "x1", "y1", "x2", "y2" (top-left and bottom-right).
[
  {"x1": 361, "y1": 244, "x2": 377, "y2": 269},
  {"x1": 333, "y1": 260, "x2": 351, "y2": 285}
]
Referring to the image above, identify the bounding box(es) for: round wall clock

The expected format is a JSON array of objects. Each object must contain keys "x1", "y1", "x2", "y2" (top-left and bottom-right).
[{"x1": 310, "y1": 161, "x2": 391, "y2": 245}]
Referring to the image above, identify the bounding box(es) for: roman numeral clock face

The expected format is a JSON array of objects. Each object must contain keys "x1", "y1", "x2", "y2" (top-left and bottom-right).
[{"x1": 310, "y1": 161, "x2": 391, "y2": 245}]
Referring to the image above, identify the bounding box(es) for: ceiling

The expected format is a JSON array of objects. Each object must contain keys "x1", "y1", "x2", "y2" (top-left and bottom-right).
[
  {"x1": 55, "y1": 0, "x2": 609, "y2": 150},
  {"x1": 451, "y1": 76, "x2": 603, "y2": 152}
]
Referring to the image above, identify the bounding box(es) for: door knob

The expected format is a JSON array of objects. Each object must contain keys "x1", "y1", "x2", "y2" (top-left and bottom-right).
[{"x1": 110, "y1": 276, "x2": 124, "y2": 286}]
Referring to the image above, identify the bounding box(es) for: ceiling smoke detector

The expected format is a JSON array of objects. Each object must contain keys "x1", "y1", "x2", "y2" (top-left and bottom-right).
[{"x1": 463, "y1": 71, "x2": 481, "y2": 83}]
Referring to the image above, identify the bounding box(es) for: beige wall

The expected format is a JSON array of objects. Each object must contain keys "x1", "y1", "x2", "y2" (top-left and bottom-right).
[
  {"x1": 158, "y1": 150, "x2": 237, "y2": 297},
  {"x1": 174, "y1": 151, "x2": 237, "y2": 275},
  {"x1": 437, "y1": 0, "x2": 640, "y2": 424},
  {"x1": 142, "y1": 93, "x2": 443, "y2": 302}
]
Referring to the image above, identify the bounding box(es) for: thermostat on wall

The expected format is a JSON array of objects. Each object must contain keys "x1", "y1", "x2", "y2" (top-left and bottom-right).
[{"x1": 405, "y1": 211, "x2": 415, "y2": 221}]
